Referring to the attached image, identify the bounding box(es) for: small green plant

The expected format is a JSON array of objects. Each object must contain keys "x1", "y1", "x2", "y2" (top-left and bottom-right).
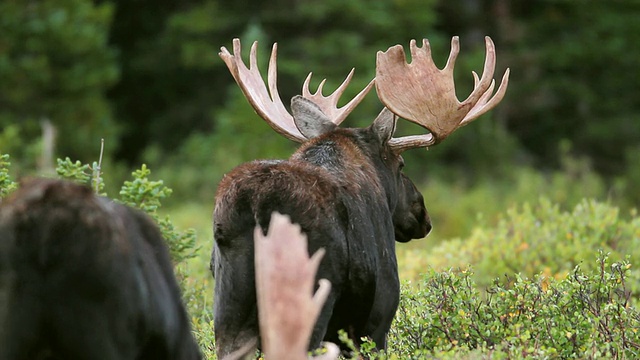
[
  {"x1": 336, "y1": 329, "x2": 391, "y2": 359},
  {"x1": 0, "y1": 154, "x2": 18, "y2": 199},
  {"x1": 118, "y1": 164, "x2": 198, "y2": 263},
  {"x1": 119, "y1": 164, "x2": 172, "y2": 213},
  {"x1": 56, "y1": 157, "x2": 92, "y2": 185},
  {"x1": 56, "y1": 155, "x2": 106, "y2": 194}
]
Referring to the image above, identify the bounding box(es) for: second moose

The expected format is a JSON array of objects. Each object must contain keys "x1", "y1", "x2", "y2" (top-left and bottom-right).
[{"x1": 211, "y1": 37, "x2": 509, "y2": 358}]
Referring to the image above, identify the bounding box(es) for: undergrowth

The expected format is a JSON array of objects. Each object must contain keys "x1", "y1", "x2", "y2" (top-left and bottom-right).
[{"x1": 3, "y1": 152, "x2": 640, "y2": 359}]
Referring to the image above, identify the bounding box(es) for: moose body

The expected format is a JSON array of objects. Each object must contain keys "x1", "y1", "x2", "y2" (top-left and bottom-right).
[
  {"x1": 0, "y1": 179, "x2": 201, "y2": 360},
  {"x1": 212, "y1": 37, "x2": 509, "y2": 358},
  {"x1": 212, "y1": 98, "x2": 431, "y2": 357}
]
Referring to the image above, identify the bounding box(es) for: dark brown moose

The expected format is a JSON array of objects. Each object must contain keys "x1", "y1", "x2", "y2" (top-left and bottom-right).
[
  {"x1": 211, "y1": 37, "x2": 509, "y2": 358},
  {"x1": 0, "y1": 179, "x2": 201, "y2": 360}
]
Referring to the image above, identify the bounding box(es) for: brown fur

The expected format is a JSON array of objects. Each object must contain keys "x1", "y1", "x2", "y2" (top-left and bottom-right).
[
  {"x1": 211, "y1": 118, "x2": 431, "y2": 358},
  {"x1": 0, "y1": 178, "x2": 201, "y2": 360}
]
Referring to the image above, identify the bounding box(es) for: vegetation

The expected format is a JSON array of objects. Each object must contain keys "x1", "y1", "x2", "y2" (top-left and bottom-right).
[
  {"x1": 2, "y1": 1, "x2": 639, "y2": 209},
  {"x1": 400, "y1": 198, "x2": 640, "y2": 289},
  {"x1": 0, "y1": 154, "x2": 17, "y2": 199},
  {"x1": 3, "y1": 154, "x2": 640, "y2": 358},
  {"x1": 389, "y1": 254, "x2": 640, "y2": 359},
  {"x1": 2, "y1": 0, "x2": 639, "y2": 358}
]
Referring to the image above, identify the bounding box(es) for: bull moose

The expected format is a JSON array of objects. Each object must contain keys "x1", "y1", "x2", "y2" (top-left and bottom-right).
[
  {"x1": 0, "y1": 179, "x2": 201, "y2": 360},
  {"x1": 211, "y1": 37, "x2": 509, "y2": 357}
]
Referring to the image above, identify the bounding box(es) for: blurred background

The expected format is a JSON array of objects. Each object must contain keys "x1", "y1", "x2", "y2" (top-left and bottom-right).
[{"x1": 1, "y1": 0, "x2": 639, "y2": 242}]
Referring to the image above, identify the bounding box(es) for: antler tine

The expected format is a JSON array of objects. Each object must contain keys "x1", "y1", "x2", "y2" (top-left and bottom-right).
[
  {"x1": 459, "y1": 36, "x2": 497, "y2": 109},
  {"x1": 219, "y1": 39, "x2": 306, "y2": 142},
  {"x1": 376, "y1": 36, "x2": 510, "y2": 151},
  {"x1": 462, "y1": 68, "x2": 510, "y2": 125},
  {"x1": 302, "y1": 69, "x2": 375, "y2": 126},
  {"x1": 442, "y1": 36, "x2": 460, "y2": 74}
]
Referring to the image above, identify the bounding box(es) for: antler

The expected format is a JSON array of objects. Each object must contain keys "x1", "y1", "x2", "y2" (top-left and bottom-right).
[
  {"x1": 376, "y1": 36, "x2": 510, "y2": 151},
  {"x1": 254, "y1": 212, "x2": 338, "y2": 360},
  {"x1": 220, "y1": 39, "x2": 374, "y2": 142}
]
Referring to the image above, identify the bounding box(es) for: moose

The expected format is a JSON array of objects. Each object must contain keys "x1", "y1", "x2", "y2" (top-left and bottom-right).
[
  {"x1": 0, "y1": 178, "x2": 202, "y2": 360},
  {"x1": 211, "y1": 36, "x2": 509, "y2": 357}
]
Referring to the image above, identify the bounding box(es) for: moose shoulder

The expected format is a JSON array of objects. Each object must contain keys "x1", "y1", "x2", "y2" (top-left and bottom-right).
[{"x1": 212, "y1": 37, "x2": 509, "y2": 358}]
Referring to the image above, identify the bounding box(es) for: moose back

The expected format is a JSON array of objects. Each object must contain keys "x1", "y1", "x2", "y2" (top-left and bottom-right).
[{"x1": 0, "y1": 179, "x2": 201, "y2": 360}]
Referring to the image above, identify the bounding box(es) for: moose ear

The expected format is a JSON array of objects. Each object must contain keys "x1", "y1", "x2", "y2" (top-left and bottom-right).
[
  {"x1": 291, "y1": 96, "x2": 337, "y2": 139},
  {"x1": 370, "y1": 107, "x2": 397, "y2": 144}
]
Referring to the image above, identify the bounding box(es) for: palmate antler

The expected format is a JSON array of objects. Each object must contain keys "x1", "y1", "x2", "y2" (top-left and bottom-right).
[
  {"x1": 254, "y1": 213, "x2": 338, "y2": 360},
  {"x1": 219, "y1": 39, "x2": 374, "y2": 142},
  {"x1": 220, "y1": 36, "x2": 509, "y2": 151},
  {"x1": 376, "y1": 36, "x2": 510, "y2": 151}
]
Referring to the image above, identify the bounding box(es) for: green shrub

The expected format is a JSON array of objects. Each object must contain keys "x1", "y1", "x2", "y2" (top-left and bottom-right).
[
  {"x1": 56, "y1": 157, "x2": 104, "y2": 193},
  {"x1": 390, "y1": 253, "x2": 640, "y2": 359},
  {"x1": 401, "y1": 198, "x2": 640, "y2": 291},
  {"x1": 0, "y1": 154, "x2": 17, "y2": 200},
  {"x1": 421, "y1": 162, "x2": 608, "y2": 241}
]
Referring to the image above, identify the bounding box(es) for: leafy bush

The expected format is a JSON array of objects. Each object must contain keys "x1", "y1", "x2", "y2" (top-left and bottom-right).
[
  {"x1": 401, "y1": 198, "x2": 640, "y2": 291},
  {"x1": 0, "y1": 154, "x2": 17, "y2": 200},
  {"x1": 389, "y1": 253, "x2": 640, "y2": 359},
  {"x1": 421, "y1": 157, "x2": 609, "y2": 241}
]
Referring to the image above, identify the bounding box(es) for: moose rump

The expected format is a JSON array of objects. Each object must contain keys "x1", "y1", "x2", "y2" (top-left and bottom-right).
[{"x1": 0, "y1": 179, "x2": 201, "y2": 360}]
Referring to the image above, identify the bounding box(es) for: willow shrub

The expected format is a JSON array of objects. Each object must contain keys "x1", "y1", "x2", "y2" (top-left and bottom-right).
[
  {"x1": 385, "y1": 253, "x2": 640, "y2": 359},
  {"x1": 401, "y1": 198, "x2": 640, "y2": 291}
]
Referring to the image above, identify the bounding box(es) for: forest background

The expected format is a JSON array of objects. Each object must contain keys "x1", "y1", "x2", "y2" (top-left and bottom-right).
[
  {"x1": 2, "y1": 0, "x2": 640, "y2": 221},
  {"x1": 2, "y1": 0, "x2": 640, "y2": 357},
  {"x1": 3, "y1": 0, "x2": 640, "y2": 267}
]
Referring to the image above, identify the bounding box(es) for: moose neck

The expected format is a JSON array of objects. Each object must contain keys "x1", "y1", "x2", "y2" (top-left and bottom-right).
[{"x1": 290, "y1": 131, "x2": 384, "y2": 198}]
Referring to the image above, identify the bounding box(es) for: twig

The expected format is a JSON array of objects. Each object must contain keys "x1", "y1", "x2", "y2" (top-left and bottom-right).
[{"x1": 94, "y1": 138, "x2": 104, "y2": 193}]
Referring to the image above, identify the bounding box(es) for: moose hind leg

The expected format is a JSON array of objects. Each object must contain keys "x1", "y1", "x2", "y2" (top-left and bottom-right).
[
  {"x1": 214, "y1": 307, "x2": 259, "y2": 359},
  {"x1": 307, "y1": 291, "x2": 338, "y2": 351},
  {"x1": 213, "y1": 277, "x2": 260, "y2": 359}
]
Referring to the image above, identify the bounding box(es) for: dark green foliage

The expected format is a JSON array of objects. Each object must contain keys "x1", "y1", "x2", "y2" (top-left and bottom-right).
[
  {"x1": 409, "y1": 198, "x2": 640, "y2": 293},
  {"x1": 509, "y1": 1, "x2": 640, "y2": 176},
  {"x1": 0, "y1": 0, "x2": 119, "y2": 164},
  {"x1": 390, "y1": 253, "x2": 640, "y2": 359},
  {"x1": 0, "y1": 155, "x2": 17, "y2": 200}
]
